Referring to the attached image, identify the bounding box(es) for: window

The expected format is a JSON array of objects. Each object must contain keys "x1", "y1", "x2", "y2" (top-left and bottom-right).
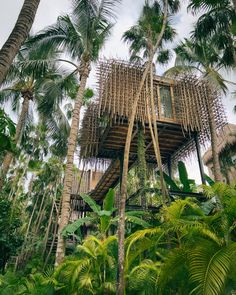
[{"x1": 159, "y1": 85, "x2": 173, "y2": 119}]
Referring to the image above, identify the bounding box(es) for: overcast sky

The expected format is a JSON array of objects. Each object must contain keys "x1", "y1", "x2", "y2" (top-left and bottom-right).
[{"x1": 0, "y1": 0, "x2": 236, "y2": 181}]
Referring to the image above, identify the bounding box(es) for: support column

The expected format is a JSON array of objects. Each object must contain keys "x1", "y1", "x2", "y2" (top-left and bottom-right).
[
  {"x1": 167, "y1": 156, "x2": 172, "y2": 179},
  {"x1": 194, "y1": 133, "x2": 206, "y2": 185}
]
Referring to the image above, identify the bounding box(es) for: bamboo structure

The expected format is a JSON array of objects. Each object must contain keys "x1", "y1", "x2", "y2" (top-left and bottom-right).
[{"x1": 78, "y1": 59, "x2": 227, "y2": 200}]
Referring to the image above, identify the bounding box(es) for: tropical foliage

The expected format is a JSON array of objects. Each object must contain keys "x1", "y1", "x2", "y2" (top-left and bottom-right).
[
  {"x1": 0, "y1": 0, "x2": 235, "y2": 294},
  {"x1": 0, "y1": 109, "x2": 15, "y2": 155}
]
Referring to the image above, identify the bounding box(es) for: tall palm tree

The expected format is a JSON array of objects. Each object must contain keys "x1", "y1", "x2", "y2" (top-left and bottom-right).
[
  {"x1": 0, "y1": 0, "x2": 41, "y2": 85},
  {"x1": 0, "y1": 44, "x2": 77, "y2": 188},
  {"x1": 30, "y1": 0, "x2": 120, "y2": 265},
  {"x1": 117, "y1": 1, "x2": 180, "y2": 293},
  {"x1": 165, "y1": 38, "x2": 231, "y2": 182}
]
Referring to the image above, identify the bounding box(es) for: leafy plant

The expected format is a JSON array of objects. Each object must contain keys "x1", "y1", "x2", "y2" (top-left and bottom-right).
[
  {"x1": 62, "y1": 189, "x2": 150, "y2": 238},
  {"x1": 55, "y1": 235, "x2": 117, "y2": 294},
  {"x1": 0, "y1": 109, "x2": 16, "y2": 155},
  {"x1": 0, "y1": 197, "x2": 23, "y2": 273},
  {"x1": 159, "y1": 161, "x2": 196, "y2": 193}
]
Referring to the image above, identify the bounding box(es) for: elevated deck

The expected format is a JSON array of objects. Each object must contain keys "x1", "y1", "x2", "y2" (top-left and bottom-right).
[
  {"x1": 89, "y1": 120, "x2": 194, "y2": 200},
  {"x1": 97, "y1": 120, "x2": 191, "y2": 161}
]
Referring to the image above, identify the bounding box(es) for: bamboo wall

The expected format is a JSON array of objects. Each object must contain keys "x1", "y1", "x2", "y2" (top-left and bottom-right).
[{"x1": 97, "y1": 60, "x2": 176, "y2": 124}]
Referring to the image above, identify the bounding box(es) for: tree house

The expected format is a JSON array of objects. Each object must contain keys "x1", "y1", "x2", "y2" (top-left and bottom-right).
[{"x1": 77, "y1": 60, "x2": 226, "y2": 203}]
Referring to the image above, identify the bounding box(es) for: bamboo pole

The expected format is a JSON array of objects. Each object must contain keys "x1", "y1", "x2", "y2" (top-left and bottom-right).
[
  {"x1": 117, "y1": 1, "x2": 168, "y2": 293},
  {"x1": 44, "y1": 194, "x2": 62, "y2": 268},
  {"x1": 149, "y1": 62, "x2": 168, "y2": 201}
]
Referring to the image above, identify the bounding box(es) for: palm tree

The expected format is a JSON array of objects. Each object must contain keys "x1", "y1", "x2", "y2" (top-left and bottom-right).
[
  {"x1": 30, "y1": 0, "x2": 120, "y2": 265},
  {"x1": 189, "y1": 0, "x2": 235, "y2": 65},
  {"x1": 165, "y1": 38, "x2": 231, "y2": 182},
  {"x1": 166, "y1": 38, "x2": 233, "y2": 91},
  {"x1": 117, "y1": 1, "x2": 180, "y2": 293},
  {"x1": 0, "y1": 0, "x2": 41, "y2": 85},
  {"x1": 0, "y1": 44, "x2": 78, "y2": 188}
]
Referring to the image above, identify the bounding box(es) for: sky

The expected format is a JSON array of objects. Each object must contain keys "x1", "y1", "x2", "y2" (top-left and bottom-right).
[{"x1": 0, "y1": 0, "x2": 236, "y2": 182}]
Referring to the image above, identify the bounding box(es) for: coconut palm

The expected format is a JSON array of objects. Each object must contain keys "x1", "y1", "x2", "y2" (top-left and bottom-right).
[
  {"x1": 117, "y1": 1, "x2": 180, "y2": 293},
  {"x1": 30, "y1": 0, "x2": 120, "y2": 265},
  {"x1": 22, "y1": 157, "x2": 64, "y2": 253},
  {"x1": 0, "y1": 44, "x2": 78, "y2": 188},
  {"x1": 189, "y1": 0, "x2": 236, "y2": 67},
  {"x1": 0, "y1": 0, "x2": 41, "y2": 85},
  {"x1": 165, "y1": 38, "x2": 230, "y2": 182}
]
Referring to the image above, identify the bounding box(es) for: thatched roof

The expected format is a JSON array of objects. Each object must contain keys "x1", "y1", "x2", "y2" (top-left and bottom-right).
[
  {"x1": 80, "y1": 59, "x2": 227, "y2": 162},
  {"x1": 203, "y1": 124, "x2": 236, "y2": 164}
]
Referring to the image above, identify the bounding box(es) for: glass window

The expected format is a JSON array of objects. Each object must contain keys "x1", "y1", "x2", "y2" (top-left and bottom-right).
[{"x1": 159, "y1": 85, "x2": 173, "y2": 119}]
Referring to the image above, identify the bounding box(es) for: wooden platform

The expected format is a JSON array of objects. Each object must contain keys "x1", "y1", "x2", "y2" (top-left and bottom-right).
[
  {"x1": 97, "y1": 121, "x2": 192, "y2": 163},
  {"x1": 88, "y1": 120, "x2": 194, "y2": 200}
]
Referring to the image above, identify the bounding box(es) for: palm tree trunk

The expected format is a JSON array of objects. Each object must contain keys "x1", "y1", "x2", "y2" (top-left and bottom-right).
[
  {"x1": 146, "y1": 91, "x2": 166, "y2": 199},
  {"x1": 0, "y1": 95, "x2": 30, "y2": 189},
  {"x1": 117, "y1": 63, "x2": 152, "y2": 295},
  {"x1": 55, "y1": 63, "x2": 90, "y2": 266},
  {"x1": 117, "y1": 2, "x2": 168, "y2": 294},
  {"x1": 33, "y1": 189, "x2": 47, "y2": 233},
  {"x1": 0, "y1": 0, "x2": 40, "y2": 85},
  {"x1": 20, "y1": 193, "x2": 39, "y2": 257}
]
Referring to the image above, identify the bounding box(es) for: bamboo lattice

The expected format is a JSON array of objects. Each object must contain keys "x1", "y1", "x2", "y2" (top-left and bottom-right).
[{"x1": 79, "y1": 59, "x2": 227, "y2": 163}]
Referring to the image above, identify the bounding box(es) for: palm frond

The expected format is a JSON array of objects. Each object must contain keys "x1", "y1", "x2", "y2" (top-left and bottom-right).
[
  {"x1": 128, "y1": 259, "x2": 160, "y2": 293},
  {"x1": 204, "y1": 67, "x2": 228, "y2": 94},
  {"x1": 188, "y1": 0, "x2": 227, "y2": 13},
  {"x1": 189, "y1": 241, "x2": 236, "y2": 295},
  {"x1": 28, "y1": 15, "x2": 83, "y2": 60}
]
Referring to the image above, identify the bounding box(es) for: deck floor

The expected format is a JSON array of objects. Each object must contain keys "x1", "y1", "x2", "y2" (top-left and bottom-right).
[{"x1": 88, "y1": 120, "x2": 194, "y2": 200}]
